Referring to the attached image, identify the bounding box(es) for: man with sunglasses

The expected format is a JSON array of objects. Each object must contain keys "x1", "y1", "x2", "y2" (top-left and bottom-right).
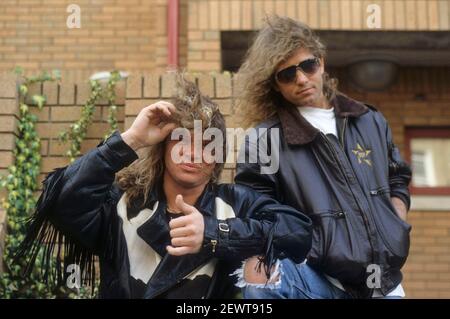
[{"x1": 234, "y1": 16, "x2": 412, "y2": 299}]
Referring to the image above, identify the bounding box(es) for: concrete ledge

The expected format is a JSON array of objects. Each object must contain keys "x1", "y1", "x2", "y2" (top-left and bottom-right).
[{"x1": 411, "y1": 195, "x2": 450, "y2": 211}]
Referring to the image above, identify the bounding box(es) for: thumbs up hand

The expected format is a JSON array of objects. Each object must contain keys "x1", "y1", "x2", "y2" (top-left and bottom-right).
[{"x1": 166, "y1": 194, "x2": 205, "y2": 256}]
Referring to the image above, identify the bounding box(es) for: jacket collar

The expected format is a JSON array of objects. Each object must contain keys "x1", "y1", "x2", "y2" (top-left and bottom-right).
[
  {"x1": 277, "y1": 93, "x2": 369, "y2": 146},
  {"x1": 142, "y1": 182, "x2": 215, "y2": 216}
]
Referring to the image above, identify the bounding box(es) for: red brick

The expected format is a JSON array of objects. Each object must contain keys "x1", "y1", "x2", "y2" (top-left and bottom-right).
[
  {"x1": 143, "y1": 74, "x2": 161, "y2": 98},
  {"x1": 196, "y1": 73, "x2": 215, "y2": 97},
  {"x1": 0, "y1": 151, "x2": 13, "y2": 168},
  {"x1": 76, "y1": 81, "x2": 92, "y2": 106},
  {"x1": 29, "y1": 105, "x2": 50, "y2": 121},
  {"x1": 125, "y1": 99, "x2": 159, "y2": 116},
  {"x1": 42, "y1": 81, "x2": 58, "y2": 105},
  {"x1": 215, "y1": 73, "x2": 232, "y2": 98},
  {"x1": 80, "y1": 139, "x2": 102, "y2": 154},
  {"x1": 0, "y1": 115, "x2": 17, "y2": 133},
  {"x1": 114, "y1": 80, "x2": 126, "y2": 105},
  {"x1": 35, "y1": 122, "x2": 71, "y2": 139},
  {"x1": 126, "y1": 74, "x2": 143, "y2": 99},
  {"x1": 40, "y1": 156, "x2": 69, "y2": 173},
  {"x1": 0, "y1": 72, "x2": 17, "y2": 98},
  {"x1": 0, "y1": 133, "x2": 15, "y2": 151},
  {"x1": 213, "y1": 99, "x2": 233, "y2": 116},
  {"x1": 161, "y1": 73, "x2": 177, "y2": 98},
  {"x1": 48, "y1": 138, "x2": 69, "y2": 156},
  {"x1": 59, "y1": 82, "x2": 75, "y2": 105},
  {"x1": 124, "y1": 116, "x2": 136, "y2": 130},
  {"x1": 0, "y1": 99, "x2": 18, "y2": 115},
  {"x1": 51, "y1": 105, "x2": 102, "y2": 122},
  {"x1": 40, "y1": 139, "x2": 49, "y2": 156},
  {"x1": 86, "y1": 122, "x2": 111, "y2": 139}
]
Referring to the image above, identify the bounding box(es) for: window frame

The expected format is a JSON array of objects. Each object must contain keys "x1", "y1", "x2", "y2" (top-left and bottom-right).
[{"x1": 405, "y1": 127, "x2": 450, "y2": 195}]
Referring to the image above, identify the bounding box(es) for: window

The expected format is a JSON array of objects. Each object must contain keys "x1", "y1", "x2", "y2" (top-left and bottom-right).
[{"x1": 405, "y1": 128, "x2": 450, "y2": 195}]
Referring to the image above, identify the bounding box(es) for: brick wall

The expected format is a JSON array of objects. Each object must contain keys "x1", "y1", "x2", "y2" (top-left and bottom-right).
[
  {"x1": 0, "y1": 69, "x2": 449, "y2": 298},
  {"x1": 404, "y1": 211, "x2": 450, "y2": 298},
  {"x1": 0, "y1": 72, "x2": 18, "y2": 200},
  {"x1": 0, "y1": 71, "x2": 18, "y2": 273},
  {"x1": 186, "y1": 0, "x2": 450, "y2": 71},
  {"x1": 28, "y1": 76, "x2": 127, "y2": 187},
  {"x1": 0, "y1": 0, "x2": 168, "y2": 75},
  {"x1": 3, "y1": 0, "x2": 450, "y2": 75}
]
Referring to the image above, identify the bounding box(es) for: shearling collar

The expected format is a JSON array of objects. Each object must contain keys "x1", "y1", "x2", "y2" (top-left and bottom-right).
[{"x1": 277, "y1": 93, "x2": 369, "y2": 146}]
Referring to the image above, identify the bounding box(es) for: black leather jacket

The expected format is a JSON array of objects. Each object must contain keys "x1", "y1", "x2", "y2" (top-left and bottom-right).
[
  {"x1": 235, "y1": 94, "x2": 412, "y2": 298},
  {"x1": 18, "y1": 131, "x2": 312, "y2": 299}
]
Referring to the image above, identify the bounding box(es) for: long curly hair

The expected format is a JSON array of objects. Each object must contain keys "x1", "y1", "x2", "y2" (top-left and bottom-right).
[
  {"x1": 235, "y1": 15, "x2": 338, "y2": 128},
  {"x1": 116, "y1": 73, "x2": 227, "y2": 204}
]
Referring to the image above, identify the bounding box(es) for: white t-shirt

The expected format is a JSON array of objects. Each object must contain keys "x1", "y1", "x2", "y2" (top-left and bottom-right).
[
  {"x1": 298, "y1": 106, "x2": 338, "y2": 137},
  {"x1": 297, "y1": 106, "x2": 405, "y2": 298}
]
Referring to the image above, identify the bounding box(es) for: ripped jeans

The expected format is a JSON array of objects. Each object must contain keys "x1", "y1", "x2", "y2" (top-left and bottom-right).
[{"x1": 238, "y1": 258, "x2": 352, "y2": 299}]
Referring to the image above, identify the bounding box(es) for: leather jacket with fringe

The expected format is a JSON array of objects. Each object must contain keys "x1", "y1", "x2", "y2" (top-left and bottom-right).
[{"x1": 17, "y1": 131, "x2": 312, "y2": 299}]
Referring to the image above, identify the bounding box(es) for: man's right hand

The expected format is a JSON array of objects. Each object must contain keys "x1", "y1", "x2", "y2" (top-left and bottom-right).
[{"x1": 121, "y1": 101, "x2": 177, "y2": 151}]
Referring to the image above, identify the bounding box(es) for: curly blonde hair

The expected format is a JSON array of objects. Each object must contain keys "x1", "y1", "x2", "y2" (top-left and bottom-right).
[
  {"x1": 116, "y1": 73, "x2": 227, "y2": 205},
  {"x1": 235, "y1": 15, "x2": 338, "y2": 128}
]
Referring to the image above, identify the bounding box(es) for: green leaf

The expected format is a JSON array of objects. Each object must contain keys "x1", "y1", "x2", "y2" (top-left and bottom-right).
[
  {"x1": 32, "y1": 95, "x2": 46, "y2": 109},
  {"x1": 19, "y1": 103, "x2": 28, "y2": 114},
  {"x1": 14, "y1": 66, "x2": 24, "y2": 76},
  {"x1": 52, "y1": 69, "x2": 61, "y2": 80},
  {"x1": 19, "y1": 85, "x2": 28, "y2": 96}
]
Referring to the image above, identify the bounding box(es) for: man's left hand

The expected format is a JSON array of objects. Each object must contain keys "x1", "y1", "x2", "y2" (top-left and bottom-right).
[
  {"x1": 391, "y1": 197, "x2": 408, "y2": 222},
  {"x1": 166, "y1": 194, "x2": 205, "y2": 256}
]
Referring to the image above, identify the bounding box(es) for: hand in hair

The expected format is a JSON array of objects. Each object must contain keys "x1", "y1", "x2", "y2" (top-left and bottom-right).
[
  {"x1": 166, "y1": 194, "x2": 205, "y2": 256},
  {"x1": 121, "y1": 101, "x2": 177, "y2": 151}
]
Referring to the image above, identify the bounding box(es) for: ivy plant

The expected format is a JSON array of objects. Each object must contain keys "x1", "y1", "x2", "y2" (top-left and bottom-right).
[
  {"x1": 0, "y1": 68, "x2": 65, "y2": 298},
  {"x1": 59, "y1": 70, "x2": 122, "y2": 162}
]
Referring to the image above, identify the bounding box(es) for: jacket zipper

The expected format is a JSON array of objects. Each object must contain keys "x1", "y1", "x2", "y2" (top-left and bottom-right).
[
  {"x1": 336, "y1": 118, "x2": 374, "y2": 255},
  {"x1": 339, "y1": 117, "x2": 347, "y2": 147},
  {"x1": 369, "y1": 187, "x2": 390, "y2": 196},
  {"x1": 210, "y1": 239, "x2": 217, "y2": 253},
  {"x1": 323, "y1": 119, "x2": 376, "y2": 296},
  {"x1": 318, "y1": 210, "x2": 346, "y2": 218}
]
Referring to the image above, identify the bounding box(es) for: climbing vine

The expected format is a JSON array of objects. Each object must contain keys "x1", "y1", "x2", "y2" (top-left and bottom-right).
[
  {"x1": 58, "y1": 79, "x2": 102, "y2": 162},
  {"x1": 0, "y1": 69, "x2": 122, "y2": 298},
  {"x1": 59, "y1": 70, "x2": 122, "y2": 162},
  {"x1": 105, "y1": 71, "x2": 121, "y2": 138},
  {"x1": 0, "y1": 68, "x2": 64, "y2": 298}
]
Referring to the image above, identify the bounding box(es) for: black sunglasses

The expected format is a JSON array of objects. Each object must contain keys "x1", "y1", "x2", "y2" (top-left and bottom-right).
[{"x1": 275, "y1": 57, "x2": 320, "y2": 83}]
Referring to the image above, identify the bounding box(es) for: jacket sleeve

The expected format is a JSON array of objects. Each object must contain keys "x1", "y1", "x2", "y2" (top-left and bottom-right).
[
  {"x1": 50, "y1": 130, "x2": 138, "y2": 252},
  {"x1": 383, "y1": 117, "x2": 412, "y2": 211},
  {"x1": 16, "y1": 131, "x2": 138, "y2": 286},
  {"x1": 234, "y1": 131, "x2": 280, "y2": 200},
  {"x1": 202, "y1": 185, "x2": 312, "y2": 277}
]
